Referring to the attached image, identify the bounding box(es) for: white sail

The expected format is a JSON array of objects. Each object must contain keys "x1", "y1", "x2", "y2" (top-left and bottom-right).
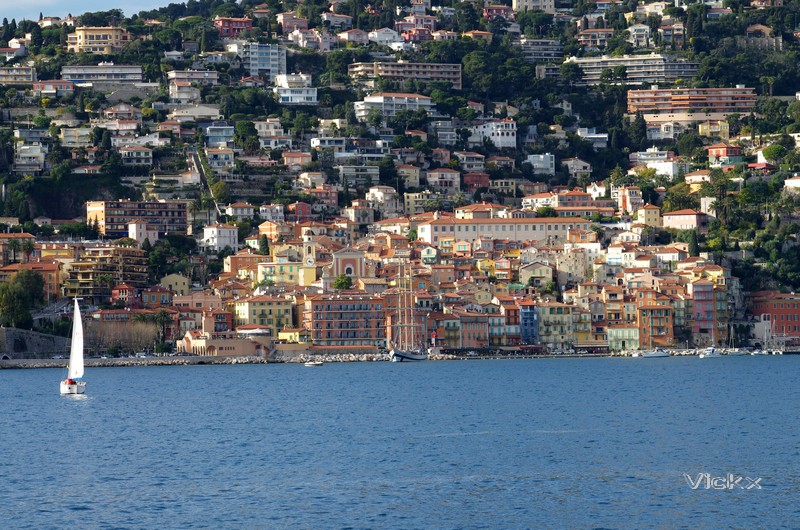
[{"x1": 67, "y1": 299, "x2": 84, "y2": 379}]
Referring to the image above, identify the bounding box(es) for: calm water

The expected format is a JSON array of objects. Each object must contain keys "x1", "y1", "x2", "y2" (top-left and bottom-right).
[{"x1": 1, "y1": 357, "x2": 799, "y2": 529}]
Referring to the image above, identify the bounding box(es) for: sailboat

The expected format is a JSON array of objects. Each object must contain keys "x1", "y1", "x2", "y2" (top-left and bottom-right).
[
  {"x1": 389, "y1": 265, "x2": 427, "y2": 362},
  {"x1": 59, "y1": 298, "x2": 86, "y2": 395}
]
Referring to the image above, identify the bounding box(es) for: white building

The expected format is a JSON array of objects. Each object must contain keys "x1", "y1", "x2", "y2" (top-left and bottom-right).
[
  {"x1": 203, "y1": 223, "x2": 239, "y2": 252},
  {"x1": 418, "y1": 217, "x2": 591, "y2": 245},
  {"x1": 273, "y1": 73, "x2": 317, "y2": 105},
  {"x1": 169, "y1": 82, "x2": 201, "y2": 104},
  {"x1": 468, "y1": 119, "x2": 517, "y2": 149},
  {"x1": 576, "y1": 128, "x2": 608, "y2": 150},
  {"x1": 166, "y1": 69, "x2": 218, "y2": 86},
  {"x1": 259, "y1": 204, "x2": 285, "y2": 221},
  {"x1": 226, "y1": 41, "x2": 287, "y2": 82},
  {"x1": 368, "y1": 27, "x2": 403, "y2": 46},
  {"x1": 525, "y1": 153, "x2": 556, "y2": 176},
  {"x1": 128, "y1": 220, "x2": 159, "y2": 246},
  {"x1": 354, "y1": 92, "x2": 435, "y2": 123},
  {"x1": 425, "y1": 168, "x2": 461, "y2": 193},
  {"x1": 365, "y1": 185, "x2": 404, "y2": 218}
]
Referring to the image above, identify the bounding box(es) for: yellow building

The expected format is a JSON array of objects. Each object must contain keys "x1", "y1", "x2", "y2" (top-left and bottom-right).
[
  {"x1": 231, "y1": 295, "x2": 295, "y2": 337},
  {"x1": 278, "y1": 328, "x2": 311, "y2": 343},
  {"x1": 476, "y1": 258, "x2": 495, "y2": 275},
  {"x1": 636, "y1": 203, "x2": 662, "y2": 227},
  {"x1": 257, "y1": 260, "x2": 316, "y2": 287},
  {"x1": 67, "y1": 26, "x2": 133, "y2": 54}
]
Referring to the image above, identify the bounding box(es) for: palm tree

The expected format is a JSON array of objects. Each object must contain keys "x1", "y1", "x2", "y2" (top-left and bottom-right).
[
  {"x1": 20, "y1": 238, "x2": 35, "y2": 263},
  {"x1": 7, "y1": 238, "x2": 21, "y2": 264}
]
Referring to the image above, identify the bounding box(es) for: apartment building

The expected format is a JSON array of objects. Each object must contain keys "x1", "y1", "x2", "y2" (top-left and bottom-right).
[
  {"x1": 232, "y1": 296, "x2": 294, "y2": 337},
  {"x1": 627, "y1": 86, "x2": 756, "y2": 115},
  {"x1": 226, "y1": 42, "x2": 286, "y2": 82},
  {"x1": 417, "y1": 217, "x2": 591, "y2": 245},
  {"x1": 273, "y1": 73, "x2": 317, "y2": 105},
  {"x1": 0, "y1": 66, "x2": 37, "y2": 84},
  {"x1": 468, "y1": 119, "x2": 517, "y2": 149},
  {"x1": 512, "y1": 0, "x2": 556, "y2": 14},
  {"x1": 303, "y1": 293, "x2": 387, "y2": 348},
  {"x1": 86, "y1": 200, "x2": 189, "y2": 237},
  {"x1": 561, "y1": 54, "x2": 700, "y2": 86},
  {"x1": 66, "y1": 26, "x2": 132, "y2": 54},
  {"x1": 167, "y1": 69, "x2": 219, "y2": 86},
  {"x1": 61, "y1": 63, "x2": 142, "y2": 83},
  {"x1": 64, "y1": 245, "x2": 149, "y2": 300},
  {"x1": 517, "y1": 37, "x2": 563, "y2": 63},
  {"x1": 119, "y1": 145, "x2": 154, "y2": 166},
  {"x1": 354, "y1": 92, "x2": 435, "y2": 122},
  {"x1": 348, "y1": 61, "x2": 462, "y2": 89}
]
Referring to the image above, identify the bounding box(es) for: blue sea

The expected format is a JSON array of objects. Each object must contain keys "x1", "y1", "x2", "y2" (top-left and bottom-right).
[{"x1": 1, "y1": 357, "x2": 799, "y2": 529}]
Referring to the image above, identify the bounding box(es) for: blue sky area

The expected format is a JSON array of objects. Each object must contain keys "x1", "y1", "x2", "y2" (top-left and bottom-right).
[{"x1": 2, "y1": 0, "x2": 170, "y2": 22}]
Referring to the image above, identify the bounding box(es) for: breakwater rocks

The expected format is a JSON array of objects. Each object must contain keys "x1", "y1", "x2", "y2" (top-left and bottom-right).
[
  {"x1": 273, "y1": 352, "x2": 390, "y2": 363},
  {"x1": 0, "y1": 355, "x2": 270, "y2": 370}
]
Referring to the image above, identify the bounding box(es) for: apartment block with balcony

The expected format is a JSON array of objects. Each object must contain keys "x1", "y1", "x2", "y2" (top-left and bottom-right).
[
  {"x1": 61, "y1": 63, "x2": 142, "y2": 83},
  {"x1": 66, "y1": 26, "x2": 132, "y2": 54},
  {"x1": 348, "y1": 61, "x2": 462, "y2": 89},
  {"x1": 167, "y1": 69, "x2": 219, "y2": 86},
  {"x1": 226, "y1": 42, "x2": 286, "y2": 82},
  {"x1": 232, "y1": 296, "x2": 294, "y2": 337},
  {"x1": 0, "y1": 66, "x2": 37, "y2": 84},
  {"x1": 627, "y1": 86, "x2": 756, "y2": 115},
  {"x1": 64, "y1": 245, "x2": 149, "y2": 301},
  {"x1": 561, "y1": 54, "x2": 699, "y2": 86},
  {"x1": 273, "y1": 73, "x2": 317, "y2": 105},
  {"x1": 354, "y1": 92, "x2": 435, "y2": 122},
  {"x1": 86, "y1": 200, "x2": 189, "y2": 237},
  {"x1": 303, "y1": 293, "x2": 387, "y2": 348}
]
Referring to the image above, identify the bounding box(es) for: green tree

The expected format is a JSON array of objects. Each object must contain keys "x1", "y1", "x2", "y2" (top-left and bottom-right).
[
  {"x1": 688, "y1": 229, "x2": 699, "y2": 257},
  {"x1": 258, "y1": 234, "x2": 270, "y2": 255},
  {"x1": 333, "y1": 274, "x2": 353, "y2": 290}
]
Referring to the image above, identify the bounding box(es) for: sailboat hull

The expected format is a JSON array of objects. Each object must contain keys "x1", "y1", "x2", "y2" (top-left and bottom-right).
[
  {"x1": 60, "y1": 380, "x2": 86, "y2": 395},
  {"x1": 390, "y1": 350, "x2": 427, "y2": 362}
]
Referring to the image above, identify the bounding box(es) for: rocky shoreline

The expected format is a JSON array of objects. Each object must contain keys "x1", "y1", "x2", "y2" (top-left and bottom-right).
[{"x1": 0, "y1": 351, "x2": 618, "y2": 369}]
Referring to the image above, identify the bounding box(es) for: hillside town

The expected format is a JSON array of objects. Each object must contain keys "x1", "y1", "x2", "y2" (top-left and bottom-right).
[{"x1": 1, "y1": 0, "x2": 800, "y2": 358}]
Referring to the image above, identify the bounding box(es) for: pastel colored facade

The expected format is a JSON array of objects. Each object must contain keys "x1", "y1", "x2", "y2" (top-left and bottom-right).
[
  {"x1": 627, "y1": 86, "x2": 756, "y2": 115},
  {"x1": 417, "y1": 217, "x2": 591, "y2": 245},
  {"x1": 0, "y1": 66, "x2": 37, "y2": 84},
  {"x1": 203, "y1": 224, "x2": 239, "y2": 252},
  {"x1": 636, "y1": 204, "x2": 662, "y2": 227},
  {"x1": 0, "y1": 261, "x2": 63, "y2": 301},
  {"x1": 348, "y1": 61, "x2": 462, "y2": 90},
  {"x1": 167, "y1": 69, "x2": 219, "y2": 86},
  {"x1": 232, "y1": 296, "x2": 294, "y2": 337},
  {"x1": 213, "y1": 17, "x2": 253, "y2": 38},
  {"x1": 749, "y1": 291, "x2": 800, "y2": 339},
  {"x1": 32, "y1": 80, "x2": 74, "y2": 97},
  {"x1": 468, "y1": 119, "x2": 517, "y2": 149},
  {"x1": 86, "y1": 200, "x2": 189, "y2": 237},
  {"x1": 303, "y1": 293, "x2": 387, "y2": 347},
  {"x1": 259, "y1": 259, "x2": 316, "y2": 287},
  {"x1": 706, "y1": 143, "x2": 743, "y2": 166},
  {"x1": 226, "y1": 42, "x2": 287, "y2": 82},
  {"x1": 67, "y1": 26, "x2": 132, "y2": 54},
  {"x1": 64, "y1": 246, "x2": 149, "y2": 300}
]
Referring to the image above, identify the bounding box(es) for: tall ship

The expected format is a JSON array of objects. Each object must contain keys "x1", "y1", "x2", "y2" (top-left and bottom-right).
[{"x1": 389, "y1": 265, "x2": 427, "y2": 362}]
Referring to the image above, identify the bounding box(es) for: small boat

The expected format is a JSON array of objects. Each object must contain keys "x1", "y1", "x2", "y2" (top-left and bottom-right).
[
  {"x1": 390, "y1": 348, "x2": 428, "y2": 362},
  {"x1": 641, "y1": 348, "x2": 670, "y2": 358},
  {"x1": 751, "y1": 349, "x2": 768, "y2": 355},
  {"x1": 725, "y1": 349, "x2": 747, "y2": 356},
  {"x1": 60, "y1": 299, "x2": 86, "y2": 395},
  {"x1": 304, "y1": 360, "x2": 323, "y2": 367},
  {"x1": 698, "y1": 346, "x2": 721, "y2": 359}
]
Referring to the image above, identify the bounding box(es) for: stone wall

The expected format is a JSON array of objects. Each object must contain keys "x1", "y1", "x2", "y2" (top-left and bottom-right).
[{"x1": 0, "y1": 328, "x2": 70, "y2": 360}]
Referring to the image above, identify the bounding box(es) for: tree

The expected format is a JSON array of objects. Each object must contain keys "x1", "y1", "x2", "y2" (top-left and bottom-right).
[
  {"x1": 559, "y1": 62, "x2": 583, "y2": 87},
  {"x1": 20, "y1": 238, "x2": 34, "y2": 263},
  {"x1": 258, "y1": 234, "x2": 270, "y2": 255},
  {"x1": 7, "y1": 238, "x2": 20, "y2": 263},
  {"x1": 688, "y1": 229, "x2": 699, "y2": 257},
  {"x1": 333, "y1": 274, "x2": 353, "y2": 290},
  {"x1": 537, "y1": 206, "x2": 557, "y2": 217},
  {"x1": 762, "y1": 144, "x2": 787, "y2": 164}
]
